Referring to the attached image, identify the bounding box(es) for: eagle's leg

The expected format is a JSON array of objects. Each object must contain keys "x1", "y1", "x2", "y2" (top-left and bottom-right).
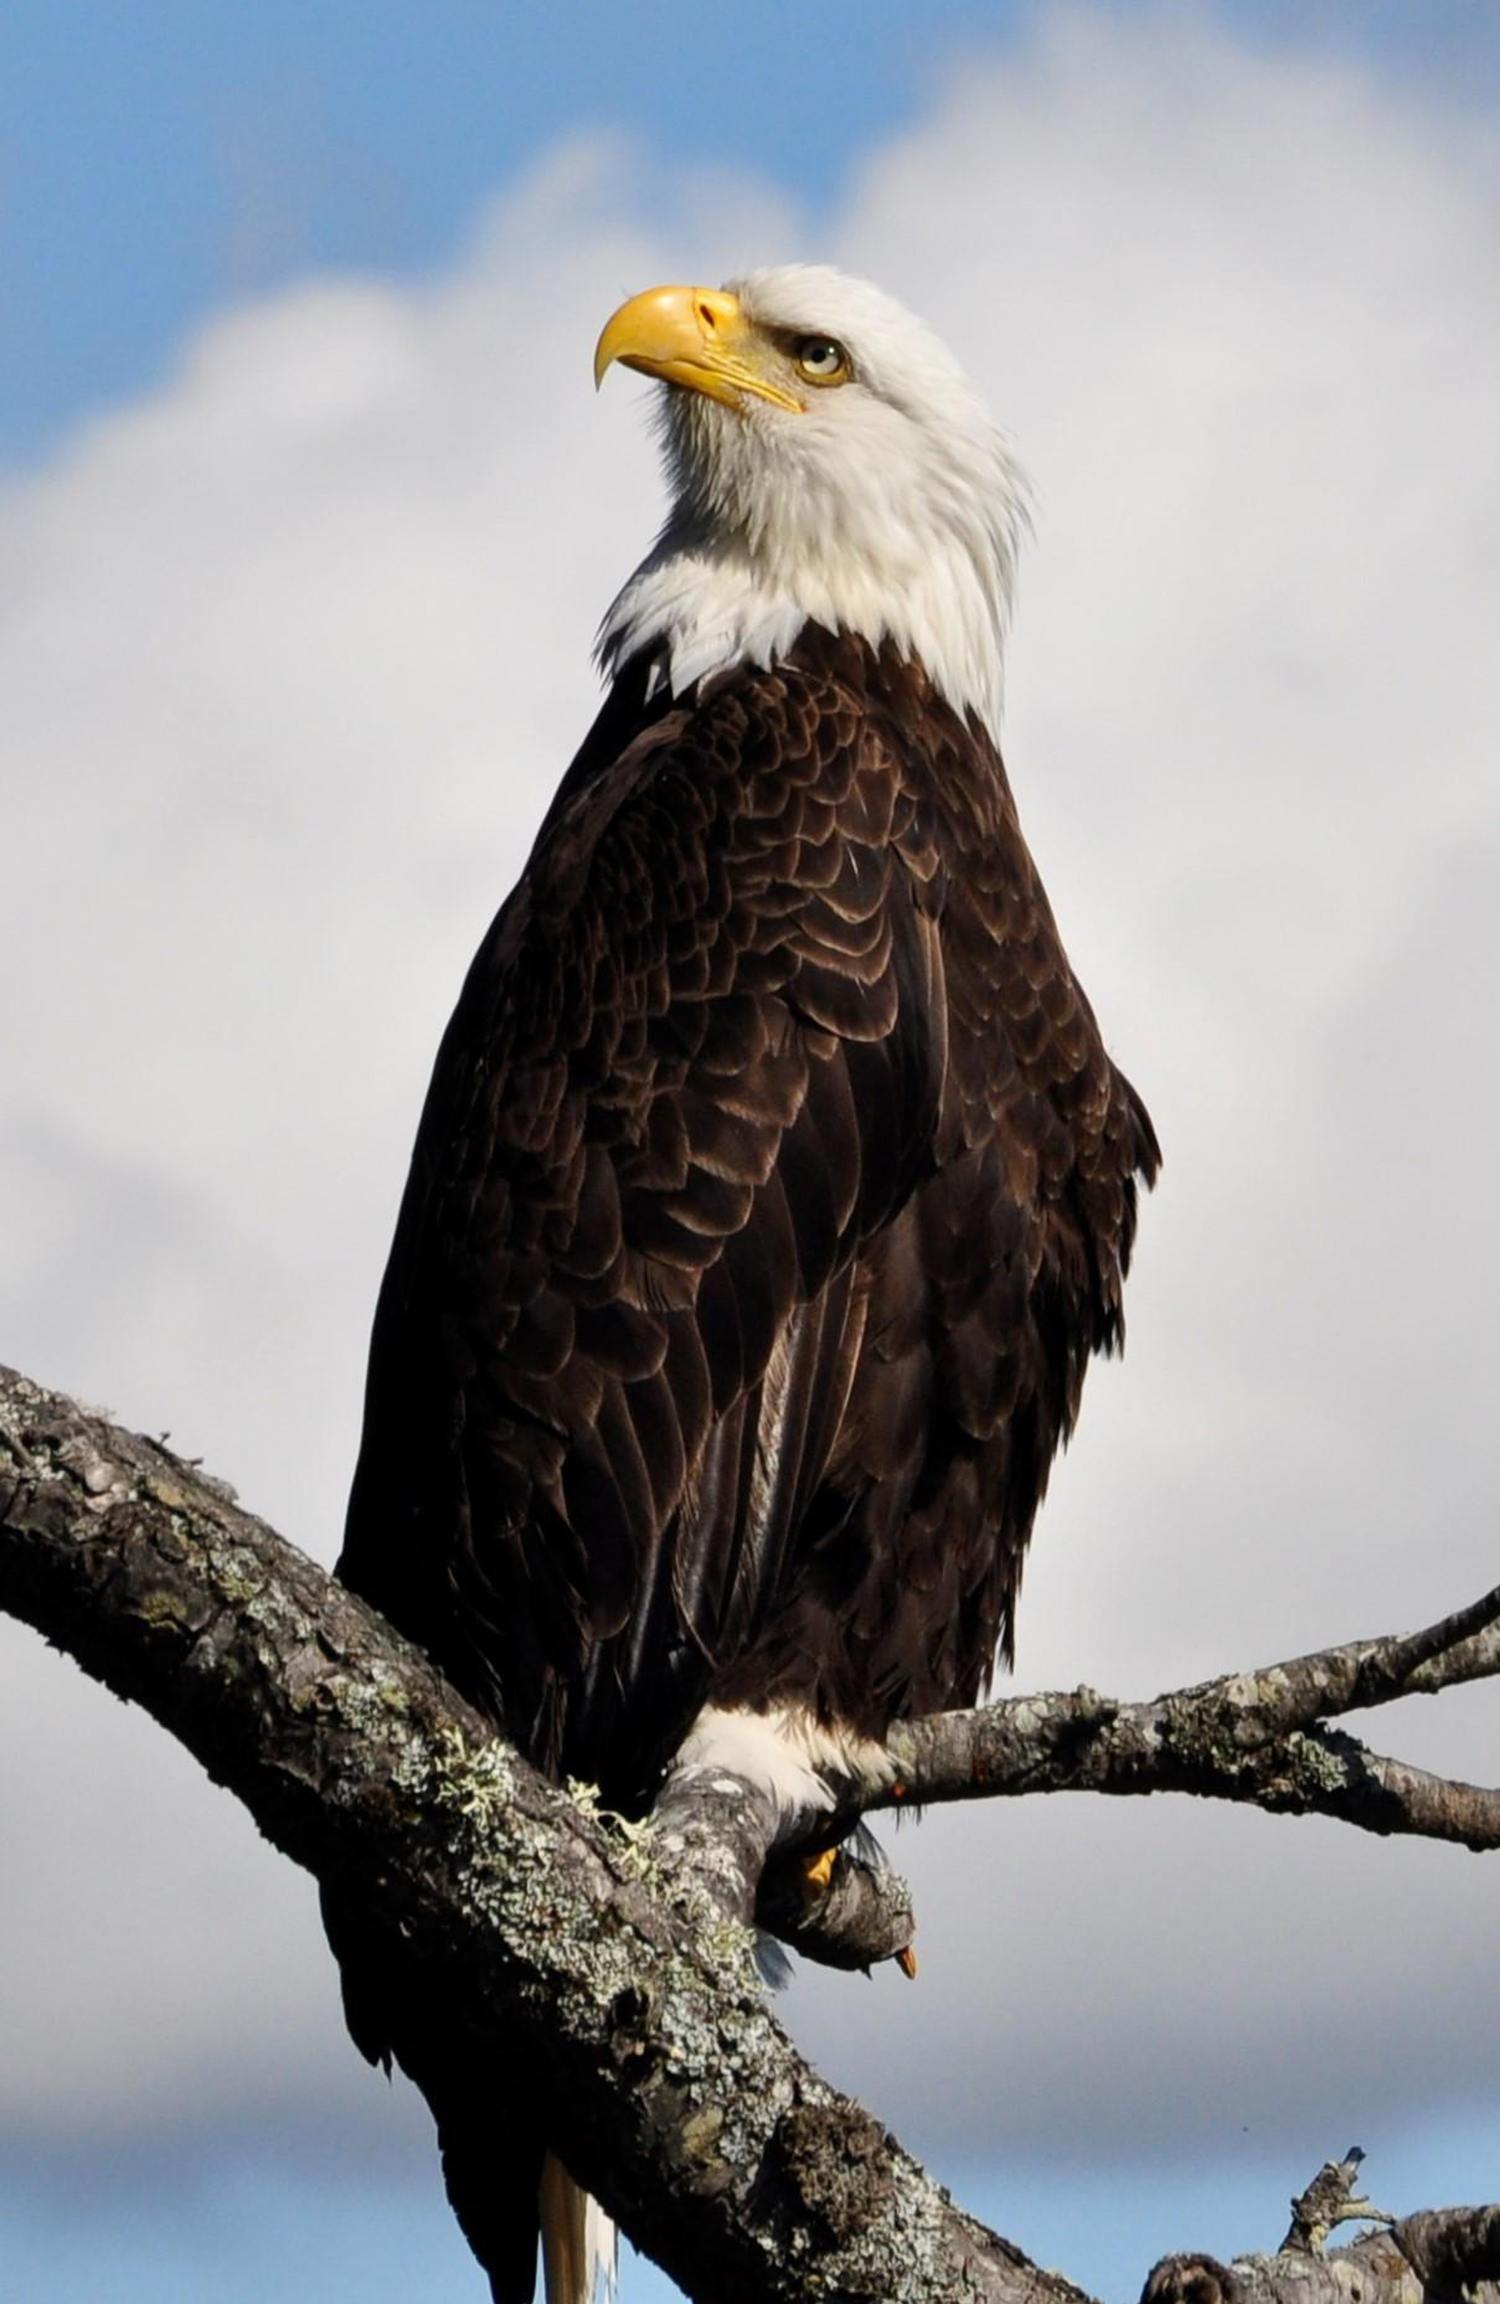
[
  {"x1": 794, "y1": 1840, "x2": 917, "y2": 1975},
  {"x1": 654, "y1": 1704, "x2": 917, "y2": 1974}
]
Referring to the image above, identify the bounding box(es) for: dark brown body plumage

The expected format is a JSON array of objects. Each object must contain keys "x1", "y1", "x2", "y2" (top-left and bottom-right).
[
  {"x1": 330, "y1": 622, "x2": 1157, "y2": 2297},
  {"x1": 340, "y1": 624, "x2": 1157, "y2": 1804}
]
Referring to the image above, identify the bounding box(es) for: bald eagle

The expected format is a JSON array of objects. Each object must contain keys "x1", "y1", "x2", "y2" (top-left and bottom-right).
[{"x1": 328, "y1": 266, "x2": 1159, "y2": 2303}]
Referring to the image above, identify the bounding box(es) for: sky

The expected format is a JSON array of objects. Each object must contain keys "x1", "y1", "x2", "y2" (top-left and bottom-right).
[{"x1": 3, "y1": 4, "x2": 1500, "y2": 2299}]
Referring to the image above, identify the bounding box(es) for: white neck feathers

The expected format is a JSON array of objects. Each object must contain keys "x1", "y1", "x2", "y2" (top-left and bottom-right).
[
  {"x1": 596, "y1": 497, "x2": 1021, "y2": 739},
  {"x1": 596, "y1": 268, "x2": 1027, "y2": 741}
]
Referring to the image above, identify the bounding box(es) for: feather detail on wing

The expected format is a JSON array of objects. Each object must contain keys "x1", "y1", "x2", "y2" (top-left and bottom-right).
[{"x1": 340, "y1": 626, "x2": 1157, "y2": 1806}]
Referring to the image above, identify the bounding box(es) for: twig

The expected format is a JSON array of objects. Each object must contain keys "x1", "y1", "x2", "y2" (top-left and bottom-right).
[{"x1": 1279, "y1": 2145, "x2": 1392, "y2": 2253}]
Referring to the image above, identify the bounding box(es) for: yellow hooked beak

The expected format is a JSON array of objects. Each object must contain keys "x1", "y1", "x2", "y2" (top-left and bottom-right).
[{"x1": 593, "y1": 284, "x2": 804, "y2": 414}]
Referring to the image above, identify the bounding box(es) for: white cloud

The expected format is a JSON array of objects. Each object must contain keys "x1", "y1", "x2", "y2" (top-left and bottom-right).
[{"x1": 3, "y1": 0, "x2": 1498, "y2": 2215}]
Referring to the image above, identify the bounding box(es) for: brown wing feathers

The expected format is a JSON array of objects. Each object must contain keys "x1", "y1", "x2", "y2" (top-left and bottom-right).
[{"x1": 340, "y1": 623, "x2": 1157, "y2": 1802}]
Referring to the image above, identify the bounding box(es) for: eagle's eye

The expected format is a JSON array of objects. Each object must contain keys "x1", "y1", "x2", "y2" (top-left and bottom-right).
[{"x1": 795, "y1": 336, "x2": 851, "y2": 385}]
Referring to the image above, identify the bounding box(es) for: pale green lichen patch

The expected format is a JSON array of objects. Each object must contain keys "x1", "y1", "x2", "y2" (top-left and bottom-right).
[
  {"x1": 213, "y1": 1553, "x2": 263, "y2": 1608},
  {"x1": 695, "y1": 1913, "x2": 759, "y2": 1974},
  {"x1": 142, "y1": 1470, "x2": 195, "y2": 1514},
  {"x1": 331, "y1": 1660, "x2": 416, "y2": 1748},
  {"x1": 562, "y1": 1781, "x2": 667, "y2": 1884},
  {"x1": 1287, "y1": 1733, "x2": 1350, "y2": 1796},
  {"x1": 428, "y1": 1721, "x2": 517, "y2": 1822},
  {"x1": 135, "y1": 1586, "x2": 199, "y2": 1631},
  {"x1": 595, "y1": 1808, "x2": 666, "y2": 1886}
]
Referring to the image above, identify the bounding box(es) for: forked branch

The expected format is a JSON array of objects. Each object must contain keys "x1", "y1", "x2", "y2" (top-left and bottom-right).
[{"x1": 867, "y1": 1587, "x2": 1500, "y2": 1847}]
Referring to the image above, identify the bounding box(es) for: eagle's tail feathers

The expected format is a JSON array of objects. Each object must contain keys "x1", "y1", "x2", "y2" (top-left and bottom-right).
[{"x1": 539, "y1": 2154, "x2": 617, "y2": 2304}]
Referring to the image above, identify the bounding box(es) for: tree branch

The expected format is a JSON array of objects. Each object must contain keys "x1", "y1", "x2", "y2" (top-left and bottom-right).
[
  {"x1": 788, "y1": 1598, "x2": 1500, "y2": 1965},
  {"x1": 1141, "y1": 2147, "x2": 1500, "y2": 2304},
  {"x1": 0, "y1": 1363, "x2": 1078, "y2": 2304},
  {"x1": 4, "y1": 1362, "x2": 1498, "y2": 2302},
  {"x1": 859, "y1": 1602, "x2": 1500, "y2": 1849}
]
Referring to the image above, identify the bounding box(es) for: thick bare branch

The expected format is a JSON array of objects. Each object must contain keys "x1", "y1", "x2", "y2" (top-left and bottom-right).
[{"x1": 0, "y1": 1363, "x2": 1081, "y2": 2304}]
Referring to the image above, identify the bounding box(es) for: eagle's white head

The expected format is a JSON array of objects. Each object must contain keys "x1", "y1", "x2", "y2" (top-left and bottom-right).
[{"x1": 594, "y1": 265, "x2": 1027, "y2": 741}]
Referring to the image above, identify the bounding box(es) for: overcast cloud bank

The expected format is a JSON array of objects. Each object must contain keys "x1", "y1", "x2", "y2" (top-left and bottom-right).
[{"x1": 3, "y1": 6, "x2": 1497, "y2": 2222}]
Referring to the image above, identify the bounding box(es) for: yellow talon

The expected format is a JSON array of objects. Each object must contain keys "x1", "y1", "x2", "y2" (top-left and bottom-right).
[
  {"x1": 802, "y1": 1845, "x2": 838, "y2": 1895},
  {"x1": 895, "y1": 1944, "x2": 918, "y2": 1981}
]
